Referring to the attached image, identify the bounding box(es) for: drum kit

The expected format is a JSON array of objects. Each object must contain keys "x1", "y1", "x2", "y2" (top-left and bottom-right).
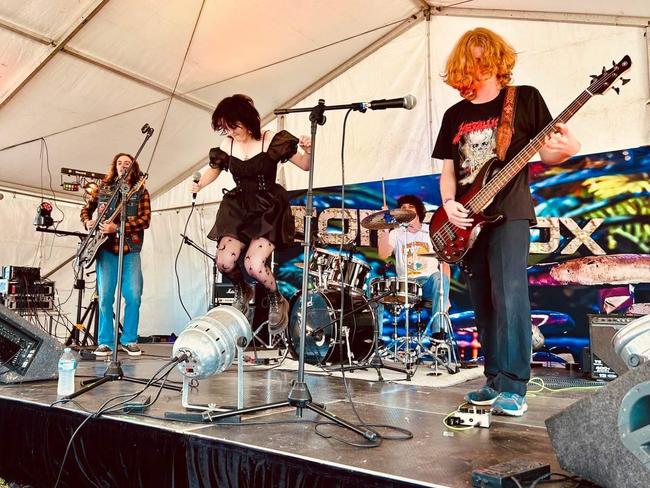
[{"x1": 286, "y1": 198, "x2": 459, "y2": 378}]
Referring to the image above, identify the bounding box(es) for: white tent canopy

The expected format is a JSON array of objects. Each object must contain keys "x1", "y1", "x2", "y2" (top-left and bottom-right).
[{"x1": 0, "y1": 1, "x2": 648, "y2": 336}]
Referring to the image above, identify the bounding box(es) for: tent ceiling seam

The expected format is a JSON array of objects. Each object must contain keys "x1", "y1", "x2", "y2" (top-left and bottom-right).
[
  {"x1": 0, "y1": 0, "x2": 112, "y2": 111},
  {"x1": 62, "y1": 47, "x2": 213, "y2": 112},
  {"x1": 431, "y1": 6, "x2": 650, "y2": 28},
  {"x1": 0, "y1": 17, "x2": 53, "y2": 45},
  {"x1": 183, "y1": 13, "x2": 419, "y2": 95},
  {"x1": 151, "y1": 9, "x2": 424, "y2": 198}
]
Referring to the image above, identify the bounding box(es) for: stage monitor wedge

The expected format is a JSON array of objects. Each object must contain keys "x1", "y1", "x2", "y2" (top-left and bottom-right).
[
  {"x1": 0, "y1": 304, "x2": 63, "y2": 384},
  {"x1": 546, "y1": 361, "x2": 650, "y2": 487}
]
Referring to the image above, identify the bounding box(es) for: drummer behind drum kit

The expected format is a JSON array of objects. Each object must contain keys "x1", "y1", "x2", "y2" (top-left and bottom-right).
[{"x1": 286, "y1": 204, "x2": 459, "y2": 379}]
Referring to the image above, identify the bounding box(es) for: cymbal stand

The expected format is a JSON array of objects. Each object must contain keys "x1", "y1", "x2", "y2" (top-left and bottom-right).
[{"x1": 427, "y1": 262, "x2": 459, "y2": 375}]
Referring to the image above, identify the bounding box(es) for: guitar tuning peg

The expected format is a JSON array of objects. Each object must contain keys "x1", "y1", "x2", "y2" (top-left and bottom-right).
[
  {"x1": 612, "y1": 60, "x2": 616, "y2": 66},
  {"x1": 601, "y1": 66, "x2": 606, "y2": 74},
  {"x1": 613, "y1": 86, "x2": 620, "y2": 95},
  {"x1": 621, "y1": 78, "x2": 630, "y2": 85},
  {"x1": 589, "y1": 74, "x2": 598, "y2": 80}
]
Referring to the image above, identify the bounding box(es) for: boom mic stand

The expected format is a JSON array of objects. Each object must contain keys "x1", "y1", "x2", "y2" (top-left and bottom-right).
[
  {"x1": 180, "y1": 233, "x2": 217, "y2": 311},
  {"x1": 199, "y1": 99, "x2": 378, "y2": 442},
  {"x1": 65, "y1": 124, "x2": 180, "y2": 400}
]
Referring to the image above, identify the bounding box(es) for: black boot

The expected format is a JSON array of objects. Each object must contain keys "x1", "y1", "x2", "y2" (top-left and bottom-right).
[
  {"x1": 232, "y1": 282, "x2": 254, "y2": 317},
  {"x1": 268, "y1": 291, "x2": 289, "y2": 334}
]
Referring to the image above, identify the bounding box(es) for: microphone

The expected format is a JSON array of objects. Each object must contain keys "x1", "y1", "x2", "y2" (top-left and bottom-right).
[
  {"x1": 362, "y1": 94, "x2": 417, "y2": 111},
  {"x1": 192, "y1": 171, "x2": 201, "y2": 201}
]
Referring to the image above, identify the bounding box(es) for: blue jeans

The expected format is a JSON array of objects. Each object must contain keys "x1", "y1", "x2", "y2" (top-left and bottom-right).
[
  {"x1": 465, "y1": 220, "x2": 531, "y2": 397},
  {"x1": 96, "y1": 249, "x2": 143, "y2": 347},
  {"x1": 372, "y1": 272, "x2": 450, "y2": 339}
]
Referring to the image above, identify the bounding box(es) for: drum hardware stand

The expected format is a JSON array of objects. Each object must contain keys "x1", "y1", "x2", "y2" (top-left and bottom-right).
[
  {"x1": 426, "y1": 262, "x2": 459, "y2": 375},
  {"x1": 201, "y1": 99, "x2": 378, "y2": 443}
]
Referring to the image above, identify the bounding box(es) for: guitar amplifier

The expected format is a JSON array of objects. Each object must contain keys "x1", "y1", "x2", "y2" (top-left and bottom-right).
[{"x1": 588, "y1": 314, "x2": 641, "y2": 380}]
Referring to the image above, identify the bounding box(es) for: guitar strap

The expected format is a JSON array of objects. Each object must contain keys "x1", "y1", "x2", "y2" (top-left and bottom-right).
[{"x1": 495, "y1": 85, "x2": 518, "y2": 161}]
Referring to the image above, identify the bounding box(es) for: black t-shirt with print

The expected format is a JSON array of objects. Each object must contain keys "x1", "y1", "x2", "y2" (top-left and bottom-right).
[{"x1": 432, "y1": 85, "x2": 552, "y2": 223}]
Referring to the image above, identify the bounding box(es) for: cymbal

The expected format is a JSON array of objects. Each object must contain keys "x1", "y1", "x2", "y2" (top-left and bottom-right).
[
  {"x1": 294, "y1": 261, "x2": 305, "y2": 268},
  {"x1": 418, "y1": 252, "x2": 440, "y2": 258},
  {"x1": 361, "y1": 208, "x2": 416, "y2": 230}
]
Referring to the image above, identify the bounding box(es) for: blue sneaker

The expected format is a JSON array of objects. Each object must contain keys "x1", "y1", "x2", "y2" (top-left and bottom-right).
[
  {"x1": 465, "y1": 386, "x2": 499, "y2": 406},
  {"x1": 492, "y1": 392, "x2": 528, "y2": 416}
]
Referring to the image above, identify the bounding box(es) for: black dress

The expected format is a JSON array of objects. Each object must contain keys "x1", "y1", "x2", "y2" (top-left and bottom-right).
[{"x1": 206, "y1": 130, "x2": 298, "y2": 250}]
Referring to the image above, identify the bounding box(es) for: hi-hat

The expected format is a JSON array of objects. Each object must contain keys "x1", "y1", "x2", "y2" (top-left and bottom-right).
[{"x1": 361, "y1": 208, "x2": 416, "y2": 230}]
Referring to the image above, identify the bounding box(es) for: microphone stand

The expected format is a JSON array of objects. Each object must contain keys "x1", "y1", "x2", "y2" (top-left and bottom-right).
[
  {"x1": 180, "y1": 234, "x2": 217, "y2": 311},
  {"x1": 65, "y1": 125, "x2": 180, "y2": 400},
  {"x1": 198, "y1": 100, "x2": 378, "y2": 442}
]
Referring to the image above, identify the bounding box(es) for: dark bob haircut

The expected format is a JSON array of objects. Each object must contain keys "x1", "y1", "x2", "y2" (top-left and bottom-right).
[
  {"x1": 396, "y1": 194, "x2": 426, "y2": 223},
  {"x1": 211, "y1": 94, "x2": 262, "y2": 140}
]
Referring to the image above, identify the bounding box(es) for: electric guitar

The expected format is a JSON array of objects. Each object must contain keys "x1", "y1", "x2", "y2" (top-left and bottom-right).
[
  {"x1": 429, "y1": 55, "x2": 632, "y2": 265},
  {"x1": 76, "y1": 175, "x2": 148, "y2": 269}
]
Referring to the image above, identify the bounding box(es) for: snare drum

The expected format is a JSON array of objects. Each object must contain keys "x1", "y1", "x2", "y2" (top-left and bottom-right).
[
  {"x1": 370, "y1": 277, "x2": 422, "y2": 305},
  {"x1": 308, "y1": 248, "x2": 370, "y2": 291}
]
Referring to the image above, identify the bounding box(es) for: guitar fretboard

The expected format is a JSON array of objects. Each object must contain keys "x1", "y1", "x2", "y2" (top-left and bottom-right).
[{"x1": 467, "y1": 89, "x2": 593, "y2": 213}]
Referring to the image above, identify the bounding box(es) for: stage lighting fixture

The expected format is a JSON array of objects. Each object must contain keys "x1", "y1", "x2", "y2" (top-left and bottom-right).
[
  {"x1": 61, "y1": 181, "x2": 80, "y2": 192},
  {"x1": 613, "y1": 314, "x2": 650, "y2": 368},
  {"x1": 33, "y1": 202, "x2": 54, "y2": 228},
  {"x1": 171, "y1": 306, "x2": 252, "y2": 414}
]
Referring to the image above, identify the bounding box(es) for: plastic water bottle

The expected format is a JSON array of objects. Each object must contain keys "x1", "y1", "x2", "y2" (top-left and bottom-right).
[{"x1": 57, "y1": 347, "x2": 77, "y2": 396}]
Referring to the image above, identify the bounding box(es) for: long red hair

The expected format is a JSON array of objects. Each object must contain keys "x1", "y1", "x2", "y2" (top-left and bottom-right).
[
  {"x1": 103, "y1": 153, "x2": 142, "y2": 187},
  {"x1": 443, "y1": 27, "x2": 516, "y2": 100}
]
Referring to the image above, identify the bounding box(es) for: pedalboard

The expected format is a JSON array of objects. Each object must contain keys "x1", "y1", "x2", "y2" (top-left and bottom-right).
[{"x1": 472, "y1": 459, "x2": 550, "y2": 487}]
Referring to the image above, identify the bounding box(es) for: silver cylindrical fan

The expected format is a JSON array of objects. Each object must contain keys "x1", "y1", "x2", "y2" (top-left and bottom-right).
[
  {"x1": 612, "y1": 313, "x2": 650, "y2": 369},
  {"x1": 172, "y1": 306, "x2": 252, "y2": 379}
]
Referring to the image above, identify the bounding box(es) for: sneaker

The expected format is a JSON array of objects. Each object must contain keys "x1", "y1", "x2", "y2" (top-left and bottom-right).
[
  {"x1": 465, "y1": 385, "x2": 499, "y2": 406},
  {"x1": 94, "y1": 344, "x2": 113, "y2": 357},
  {"x1": 232, "y1": 282, "x2": 255, "y2": 317},
  {"x1": 120, "y1": 343, "x2": 142, "y2": 357},
  {"x1": 492, "y1": 392, "x2": 528, "y2": 416},
  {"x1": 268, "y1": 291, "x2": 289, "y2": 334}
]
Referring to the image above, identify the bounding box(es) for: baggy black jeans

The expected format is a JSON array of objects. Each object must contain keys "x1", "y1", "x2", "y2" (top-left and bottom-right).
[{"x1": 465, "y1": 219, "x2": 531, "y2": 397}]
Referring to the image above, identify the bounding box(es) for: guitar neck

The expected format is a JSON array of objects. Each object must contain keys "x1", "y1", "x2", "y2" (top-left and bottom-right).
[{"x1": 469, "y1": 89, "x2": 593, "y2": 211}]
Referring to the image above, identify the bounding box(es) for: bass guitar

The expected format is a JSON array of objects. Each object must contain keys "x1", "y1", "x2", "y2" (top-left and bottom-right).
[
  {"x1": 76, "y1": 175, "x2": 148, "y2": 269},
  {"x1": 429, "y1": 55, "x2": 631, "y2": 265}
]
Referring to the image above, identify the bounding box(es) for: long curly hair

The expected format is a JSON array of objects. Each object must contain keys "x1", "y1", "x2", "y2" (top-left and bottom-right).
[
  {"x1": 443, "y1": 27, "x2": 516, "y2": 100},
  {"x1": 103, "y1": 153, "x2": 141, "y2": 187}
]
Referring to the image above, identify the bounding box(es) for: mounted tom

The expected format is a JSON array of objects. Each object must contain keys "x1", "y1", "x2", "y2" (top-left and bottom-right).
[
  {"x1": 429, "y1": 55, "x2": 632, "y2": 266},
  {"x1": 76, "y1": 174, "x2": 148, "y2": 269}
]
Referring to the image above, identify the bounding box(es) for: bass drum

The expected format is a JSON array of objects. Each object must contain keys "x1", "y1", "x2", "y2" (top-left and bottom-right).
[{"x1": 288, "y1": 289, "x2": 375, "y2": 365}]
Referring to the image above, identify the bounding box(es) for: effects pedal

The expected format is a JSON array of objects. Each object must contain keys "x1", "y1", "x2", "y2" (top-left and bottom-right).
[{"x1": 448, "y1": 403, "x2": 492, "y2": 428}]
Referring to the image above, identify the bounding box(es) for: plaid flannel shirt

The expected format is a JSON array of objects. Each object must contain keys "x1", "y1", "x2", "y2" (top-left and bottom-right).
[{"x1": 80, "y1": 184, "x2": 151, "y2": 254}]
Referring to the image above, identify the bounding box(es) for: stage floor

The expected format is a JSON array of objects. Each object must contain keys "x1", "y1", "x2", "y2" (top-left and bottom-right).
[{"x1": 0, "y1": 344, "x2": 600, "y2": 488}]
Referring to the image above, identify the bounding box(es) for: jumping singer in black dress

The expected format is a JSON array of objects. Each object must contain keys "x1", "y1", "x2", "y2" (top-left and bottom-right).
[{"x1": 191, "y1": 94, "x2": 311, "y2": 332}]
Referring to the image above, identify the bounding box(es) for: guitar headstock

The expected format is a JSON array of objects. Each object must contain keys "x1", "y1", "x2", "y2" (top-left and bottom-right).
[{"x1": 588, "y1": 55, "x2": 631, "y2": 95}]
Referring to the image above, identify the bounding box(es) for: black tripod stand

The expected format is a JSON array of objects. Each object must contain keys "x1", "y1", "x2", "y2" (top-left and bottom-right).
[
  {"x1": 198, "y1": 100, "x2": 378, "y2": 442},
  {"x1": 37, "y1": 227, "x2": 99, "y2": 348},
  {"x1": 64, "y1": 265, "x2": 99, "y2": 348},
  {"x1": 65, "y1": 126, "x2": 180, "y2": 400}
]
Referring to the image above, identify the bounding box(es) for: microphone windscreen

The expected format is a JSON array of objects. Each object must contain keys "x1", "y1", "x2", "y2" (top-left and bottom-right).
[
  {"x1": 192, "y1": 171, "x2": 201, "y2": 183},
  {"x1": 404, "y1": 94, "x2": 417, "y2": 110}
]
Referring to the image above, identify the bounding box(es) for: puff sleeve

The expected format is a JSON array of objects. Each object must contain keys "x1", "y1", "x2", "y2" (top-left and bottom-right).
[
  {"x1": 267, "y1": 130, "x2": 299, "y2": 163},
  {"x1": 208, "y1": 147, "x2": 229, "y2": 171}
]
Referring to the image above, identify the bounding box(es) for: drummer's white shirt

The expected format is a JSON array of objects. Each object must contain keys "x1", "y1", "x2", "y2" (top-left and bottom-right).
[{"x1": 388, "y1": 223, "x2": 439, "y2": 278}]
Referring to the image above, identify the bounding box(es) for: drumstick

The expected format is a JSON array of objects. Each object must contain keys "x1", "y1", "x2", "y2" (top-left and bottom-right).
[{"x1": 381, "y1": 178, "x2": 387, "y2": 208}]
